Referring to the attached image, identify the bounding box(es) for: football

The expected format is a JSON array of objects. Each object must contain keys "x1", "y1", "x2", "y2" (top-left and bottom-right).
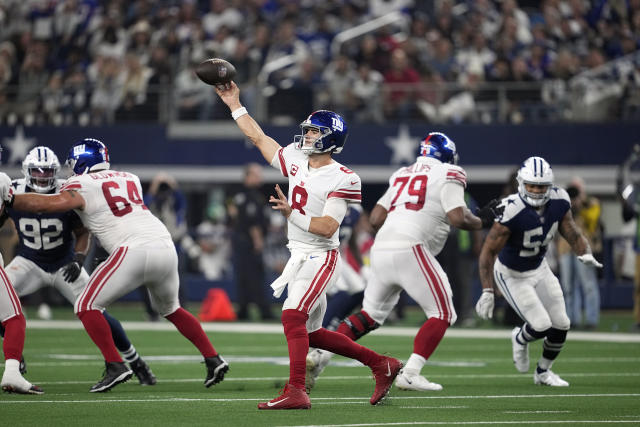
[{"x1": 195, "y1": 58, "x2": 237, "y2": 86}]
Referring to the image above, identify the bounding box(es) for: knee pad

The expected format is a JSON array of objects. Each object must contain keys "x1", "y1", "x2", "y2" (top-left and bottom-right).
[
  {"x1": 545, "y1": 327, "x2": 568, "y2": 344},
  {"x1": 343, "y1": 310, "x2": 379, "y2": 340},
  {"x1": 523, "y1": 323, "x2": 548, "y2": 340}
]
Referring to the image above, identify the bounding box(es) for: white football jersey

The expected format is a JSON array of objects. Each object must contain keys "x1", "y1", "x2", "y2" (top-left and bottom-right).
[
  {"x1": 374, "y1": 156, "x2": 467, "y2": 255},
  {"x1": 61, "y1": 170, "x2": 172, "y2": 253},
  {"x1": 272, "y1": 143, "x2": 361, "y2": 251}
]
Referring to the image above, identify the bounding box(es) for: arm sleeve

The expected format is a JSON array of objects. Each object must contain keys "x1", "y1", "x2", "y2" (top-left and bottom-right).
[
  {"x1": 322, "y1": 198, "x2": 348, "y2": 224},
  {"x1": 440, "y1": 181, "x2": 466, "y2": 213}
]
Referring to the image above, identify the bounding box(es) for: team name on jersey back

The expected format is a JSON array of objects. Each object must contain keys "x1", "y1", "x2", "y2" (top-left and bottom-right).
[
  {"x1": 373, "y1": 157, "x2": 466, "y2": 255},
  {"x1": 61, "y1": 171, "x2": 172, "y2": 253},
  {"x1": 498, "y1": 187, "x2": 570, "y2": 272}
]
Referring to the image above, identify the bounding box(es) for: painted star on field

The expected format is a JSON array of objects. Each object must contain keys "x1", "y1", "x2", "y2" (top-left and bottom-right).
[
  {"x1": 2, "y1": 126, "x2": 36, "y2": 164},
  {"x1": 385, "y1": 124, "x2": 419, "y2": 165}
]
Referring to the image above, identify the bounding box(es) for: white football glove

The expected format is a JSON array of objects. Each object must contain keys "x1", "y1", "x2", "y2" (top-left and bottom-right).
[
  {"x1": 0, "y1": 172, "x2": 13, "y2": 206},
  {"x1": 577, "y1": 254, "x2": 603, "y2": 268},
  {"x1": 475, "y1": 289, "x2": 495, "y2": 320}
]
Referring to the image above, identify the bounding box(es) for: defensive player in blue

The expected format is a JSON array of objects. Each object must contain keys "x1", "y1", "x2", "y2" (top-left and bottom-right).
[
  {"x1": 475, "y1": 156, "x2": 602, "y2": 386},
  {"x1": 0, "y1": 146, "x2": 156, "y2": 385}
]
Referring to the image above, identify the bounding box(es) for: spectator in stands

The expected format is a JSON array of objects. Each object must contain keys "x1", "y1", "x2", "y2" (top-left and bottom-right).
[
  {"x1": 383, "y1": 48, "x2": 421, "y2": 119},
  {"x1": 349, "y1": 62, "x2": 385, "y2": 123},
  {"x1": 321, "y1": 54, "x2": 358, "y2": 116},
  {"x1": 89, "y1": 52, "x2": 125, "y2": 125},
  {"x1": 174, "y1": 60, "x2": 212, "y2": 120}
]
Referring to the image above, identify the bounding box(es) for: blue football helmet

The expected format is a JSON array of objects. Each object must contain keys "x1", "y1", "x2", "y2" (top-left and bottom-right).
[
  {"x1": 419, "y1": 132, "x2": 458, "y2": 164},
  {"x1": 517, "y1": 156, "x2": 554, "y2": 207},
  {"x1": 294, "y1": 110, "x2": 348, "y2": 155},
  {"x1": 66, "y1": 138, "x2": 110, "y2": 175}
]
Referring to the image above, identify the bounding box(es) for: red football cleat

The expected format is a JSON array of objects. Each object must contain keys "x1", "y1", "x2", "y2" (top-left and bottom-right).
[
  {"x1": 370, "y1": 356, "x2": 403, "y2": 405},
  {"x1": 258, "y1": 384, "x2": 311, "y2": 410}
]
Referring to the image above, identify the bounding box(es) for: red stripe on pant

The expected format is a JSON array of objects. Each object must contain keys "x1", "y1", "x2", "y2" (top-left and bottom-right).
[
  {"x1": 413, "y1": 245, "x2": 450, "y2": 322},
  {"x1": 296, "y1": 249, "x2": 337, "y2": 313},
  {"x1": 78, "y1": 247, "x2": 127, "y2": 312},
  {"x1": 421, "y1": 247, "x2": 453, "y2": 320},
  {"x1": 0, "y1": 267, "x2": 21, "y2": 316}
]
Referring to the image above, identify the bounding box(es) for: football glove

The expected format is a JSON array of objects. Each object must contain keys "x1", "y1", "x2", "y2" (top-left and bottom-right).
[
  {"x1": 477, "y1": 199, "x2": 504, "y2": 228},
  {"x1": 577, "y1": 254, "x2": 603, "y2": 268},
  {"x1": 61, "y1": 253, "x2": 86, "y2": 283},
  {"x1": 475, "y1": 289, "x2": 495, "y2": 320}
]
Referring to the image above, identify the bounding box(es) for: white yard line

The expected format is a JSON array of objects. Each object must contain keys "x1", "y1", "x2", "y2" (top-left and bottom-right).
[
  {"x1": 25, "y1": 320, "x2": 640, "y2": 343},
  {"x1": 278, "y1": 421, "x2": 640, "y2": 427},
  {"x1": 29, "y1": 371, "x2": 640, "y2": 385},
  {"x1": 2, "y1": 393, "x2": 639, "y2": 404}
]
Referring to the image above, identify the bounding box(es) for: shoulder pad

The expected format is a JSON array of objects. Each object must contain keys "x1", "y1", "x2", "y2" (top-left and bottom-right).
[
  {"x1": 499, "y1": 193, "x2": 527, "y2": 223},
  {"x1": 550, "y1": 186, "x2": 570, "y2": 203},
  {"x1": 445, "y1": 165, "x2": 467, "y2": 187}
]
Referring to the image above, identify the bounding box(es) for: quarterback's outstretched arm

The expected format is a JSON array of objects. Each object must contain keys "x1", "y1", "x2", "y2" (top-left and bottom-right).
[
  {"x1": 215, "y1": 82, "x2": 280, "y2": 164},
  {"x1": 10, "y1": 190, "x2": 85, "y2": 214}
]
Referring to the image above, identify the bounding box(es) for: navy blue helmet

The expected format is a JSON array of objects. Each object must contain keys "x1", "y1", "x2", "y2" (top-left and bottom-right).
[
  {"x1": 419, "y1": 132, "x2": 458, "y2": 164},
  {"x1": 294, "y1": 110, "x2": 348, "y2": 154},
  {"x1": 66, "y1": 138, "x2": 110, "y2": 175}
]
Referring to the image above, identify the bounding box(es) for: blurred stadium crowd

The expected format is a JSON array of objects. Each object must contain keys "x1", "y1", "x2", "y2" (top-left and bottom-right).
[{"x1": 0, "y1": 0, "x2": 639, "y2": 126}]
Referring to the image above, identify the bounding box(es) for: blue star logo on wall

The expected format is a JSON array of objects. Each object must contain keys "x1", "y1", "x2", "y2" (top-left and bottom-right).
[
  {"x1": 385, "y1": 124, "x2": 419, "y2": 165},
  {"x1": 2, "y1": 126, "x2": 36, "y2": 164}
]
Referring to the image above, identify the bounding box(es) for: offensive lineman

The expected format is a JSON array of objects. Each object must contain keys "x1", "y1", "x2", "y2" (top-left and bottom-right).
[
  {"x1": 0, "y1": 146, "x2": 155, "y2": 385},
  {"x1": 0, "y1": 139, "x2": 228, "y2": 392},
  {"x1": 306, "y1": 132, "x2": 504, "y2": 391},
  {"x1": 475, "y1": 156, "x2": 602, "y2": 386},
  {"x1": 215, "y1": 81, "x2": 402, "y2": 410}
]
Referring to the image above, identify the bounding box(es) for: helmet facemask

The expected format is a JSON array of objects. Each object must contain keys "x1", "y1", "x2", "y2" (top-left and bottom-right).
[
  {"x1": 516, "y1": 156, "x2": 554, "y2": 207},
  {"x1": 22, "y1": 147, "x2": 60, "y2": 193},
  {"x1": 294, "y1": 124, "x2": 336, "y2": 155}
]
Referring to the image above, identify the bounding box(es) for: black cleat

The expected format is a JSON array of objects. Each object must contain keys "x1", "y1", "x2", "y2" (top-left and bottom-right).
[
  {"x1": 19, "y1": 356, "x2": 26, "y2": 375},
  {"x1": 204, "y1": 355, "x2": 229, "y2": 388},
  {"x1": 90, "y1": 362, "x2": 133, "y2": 393},
  {"x1": 130, "y1": 358, "x2": 157, "y2": 386}
]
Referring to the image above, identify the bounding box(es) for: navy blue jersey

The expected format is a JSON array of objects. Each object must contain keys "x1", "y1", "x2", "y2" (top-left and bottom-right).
[
  {"x1": 8, "y1": 179, "x2": 81, "y2": 272},
  {"x1": 339, "y1": 205, "x2": 363, "y2": 244},
  {"x1": 497, "y1": 187, "x2": 570, "y2": 272}
]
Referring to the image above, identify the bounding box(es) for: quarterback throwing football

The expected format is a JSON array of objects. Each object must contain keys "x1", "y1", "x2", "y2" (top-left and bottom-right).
[{"x1": 215, "y1": 81, "x2": 402, "y2": 410}]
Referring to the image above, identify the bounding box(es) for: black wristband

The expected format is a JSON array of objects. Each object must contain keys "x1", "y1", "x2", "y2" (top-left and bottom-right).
[
  {"x1": 73, "y1": 252, "x2": 86, "y2": 266},
  {"x1": 6, "y1": 194, "x2": 14, "y2": 208}
]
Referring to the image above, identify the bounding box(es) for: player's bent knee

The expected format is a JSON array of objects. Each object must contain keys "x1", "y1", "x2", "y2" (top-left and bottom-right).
[
  {"x1": 528, "y1": 318, "x2": 552, "y2": 333},
  {"x1": 552, "y1": 316, "x2": 570, "y2": 331}
]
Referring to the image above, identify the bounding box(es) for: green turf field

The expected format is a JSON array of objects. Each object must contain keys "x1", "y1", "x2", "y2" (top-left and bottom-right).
[{"x1": 2, "y1": 305, "x2": 640, "y2": 426}]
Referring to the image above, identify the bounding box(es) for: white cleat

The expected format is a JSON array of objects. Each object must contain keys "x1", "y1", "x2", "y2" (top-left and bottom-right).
[
  {"x1": 511, "y1": 327, "x2": 530, "y2": 373},
  {"x1": 395, "y1": 371, "x2": 443, "y2": 391},
  {"x1": 1, "y1": 370, "x2": 44, "y2": 395},
  {"x1": 534, "y1": 369, "x2": 569, "y2": 387},
  {"x1": 305, "y1": 348, "x2": 332, "y2": 392}
]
